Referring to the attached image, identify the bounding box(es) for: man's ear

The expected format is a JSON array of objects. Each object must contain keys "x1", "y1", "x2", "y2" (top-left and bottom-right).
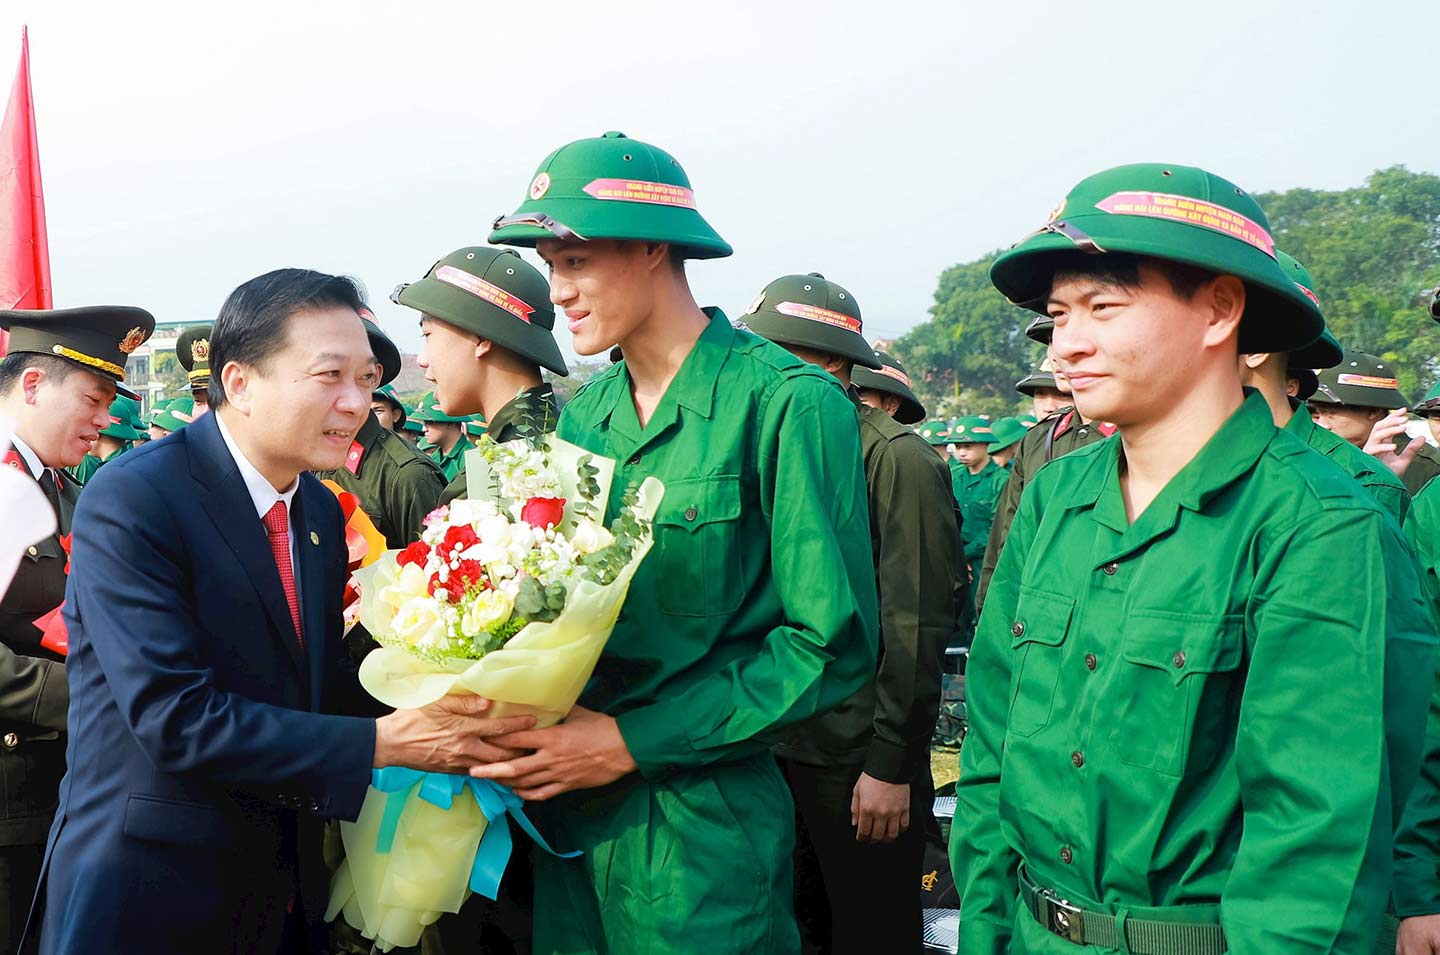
[
  {"x1": 474, "y1": 337, "x2": 493, "y2": 361},
  {"x1": 1202, "y1": 275, "x2": 1246, "y2": 348},
  {"x1": 219, "y1": 361, "x2": 252, "y2": 414},
  {"x1": 880, "y1": 393, "x2": 902, "y2": 417},
  {"x1": 1239, "y1": 352, "x2": 1271, "y2": 371},
  {"x1": 20, "y1": 366, "x2": 48, "y2": 405},
  {"x1": 641, "y1": 241, "x2": 672, "y2": 274}
]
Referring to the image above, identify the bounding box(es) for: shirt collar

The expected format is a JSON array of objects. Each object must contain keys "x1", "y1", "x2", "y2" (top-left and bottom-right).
[
  {"x1": 215, "y1": 411, "x2": 299, "y2": 520},
  {"x1": 8, "y1": 434, "x2": 43, "y2": 480},
  {"x1": 1283, "y1": 397, "x2": 1316, "y2": 440},
  {"x1": 594, "y1": 307, "x2": 735, "y2": 428}
]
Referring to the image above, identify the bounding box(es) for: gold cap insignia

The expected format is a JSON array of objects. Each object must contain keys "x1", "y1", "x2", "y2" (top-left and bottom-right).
[
  {"x1": 191, "y1": 338, "x2": 210, "y2": 363},
  {"x1": 1047, "y1": 197, "x2": 1067, "y2": 224},
  {"x1": 118, "y1": 327, "x2": 147, "y2": 354}
]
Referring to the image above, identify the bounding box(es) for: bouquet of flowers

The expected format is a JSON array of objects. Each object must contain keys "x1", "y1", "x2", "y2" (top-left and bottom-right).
[{"x1": 325, "y1": 428, "x2": 662, "y2": 952}]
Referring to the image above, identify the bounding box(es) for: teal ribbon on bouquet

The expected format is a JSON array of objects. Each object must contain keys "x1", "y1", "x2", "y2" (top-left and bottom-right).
[{"x1": 371, "y1": 767, "x2": 580, "y2": 900}]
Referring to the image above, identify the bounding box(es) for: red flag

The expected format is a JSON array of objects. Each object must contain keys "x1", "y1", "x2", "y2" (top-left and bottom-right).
[{"x1": 0, "y1": 26, "x2": 52, "y2": 354}]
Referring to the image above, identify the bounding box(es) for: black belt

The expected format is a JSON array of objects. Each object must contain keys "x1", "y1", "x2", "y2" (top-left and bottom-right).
[{"x1": 1019, "y1": 866, "x2": 1227, "y2": 954}]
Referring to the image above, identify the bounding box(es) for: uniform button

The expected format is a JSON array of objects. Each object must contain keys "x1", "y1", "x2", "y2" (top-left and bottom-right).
[
  {"x1": 309, "y1": 800, "x2": 321, "y2": 812},
  {"x1": 1102, "y1": 562, "x2": 1118, "y2": 575},
  {"x1": 684, "y1": 506, "x2": 698, "y2": 522},
  {"x1": 1059, "y1": 846, "x2": 1074, "y2": 865},
  {"x1": 1084, "y1": 653, "x2": 1097, "y2": 671},
  {"x1": 1071, "y1": 751, "x2": 1084, "y2": 768},
  {"x1": 1172, "y1": 650, "x2": 1186, "y2": 668},
  {"x1": 27, "y1": 546, "x2": 37, "y2": 557},
  {"x1": 1, "y1": 733, "x2": 17, "y2": 750},
  {"x1": 628, "y1": 454, "x2": 641, "y2": 466},
  {"x1": 1011, "y1": 621, "x2": 1025, "y2": 637}
]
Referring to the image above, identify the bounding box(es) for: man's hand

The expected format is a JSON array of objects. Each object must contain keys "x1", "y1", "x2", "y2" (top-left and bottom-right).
[
  {"x1": 1397, "y1": 913, "x2": 1440, "y2": 954},
  {"x1": 374, "y1": 694, "x2": 536, "y2": 774},
  {"x1": 469, "y1": 705, "x2": 637, "y2": 801},
  {"x1": 851, "y1": 772, "x2": 910, "y2": 844},
  {"x1": 1364, "y1": 409, "x2": 1423, "y2": 477}
]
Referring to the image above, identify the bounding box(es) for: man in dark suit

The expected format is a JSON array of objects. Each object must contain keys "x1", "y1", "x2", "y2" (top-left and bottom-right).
[
  {"x1": 0, "y1": 306, "x2": 156, "y2": 955},
  {"x1": 30, "y1": 270, "x2": 536, "y2": 955}
]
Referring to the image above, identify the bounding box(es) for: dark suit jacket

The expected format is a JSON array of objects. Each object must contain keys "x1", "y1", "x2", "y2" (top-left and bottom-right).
[{"x1": 31, "y1": 412, "x2": 376, "y2": 955}]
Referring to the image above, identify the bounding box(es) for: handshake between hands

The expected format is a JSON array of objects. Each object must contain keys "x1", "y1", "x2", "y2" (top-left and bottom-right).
[{"x1": 372, "y1": 697, "x2": 638, "y2": 801}]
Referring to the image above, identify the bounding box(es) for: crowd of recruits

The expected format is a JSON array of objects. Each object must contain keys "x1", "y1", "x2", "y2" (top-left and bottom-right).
[{"x1": 1, "y1": 131, "x2": 1439, "y2": 955}]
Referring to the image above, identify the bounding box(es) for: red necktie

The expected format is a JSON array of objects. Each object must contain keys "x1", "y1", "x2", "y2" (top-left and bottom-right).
[{"x1": 262, "y1": 501, "x2": 304, "y2": 649}]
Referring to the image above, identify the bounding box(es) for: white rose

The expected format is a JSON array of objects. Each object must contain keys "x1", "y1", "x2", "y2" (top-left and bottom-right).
[
  {"x1": 379, "y1": 562, "x2": 430, "y2": 611},
  {"x1": 391, "y1": 598, "x2": 445, "y2": 648},
  {"x1": 569, "y1": 520, "x2": 614, "y2": 556},
  {"x1": 461, "y1": 589, "x2": 515, "y2": 636}
]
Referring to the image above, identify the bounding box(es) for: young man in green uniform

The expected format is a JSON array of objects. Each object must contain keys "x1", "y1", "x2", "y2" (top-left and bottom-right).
[
  {"x1": 743, "y1": 272, "x2": 964, "y2": 954},
  {"x1": 67, "y1": 396, "x2": 143, "y2": 484},
  {"x1": 953, "y1": 163, "x2": 1435, "y2": 954},
  {"x1": 370, "y1": 383, "x2": 407, "y2": 432},
  {"x1": 988, "y1": 418, "x2": 1028, "y2": 470},
  {"x1": 852, "y1": 350, "x2": 928, "y2": 426},
  {"x1": 1366, "y1": 386, "x2": 1440, "y2": 498},
  {"x1": 475, "y1": 131, "x2": 878, "y2": 954},
  {"x1": 412, "y1": 391, "x2": 473, "y2": 482},
  {"x1": 1237, "y1": 253, "x2": 1411, "y2": 524},
  {"x1": 950, "y1": 416, "x2": 1006, "y2": 626},
  {"x1": 0, "y1": 305, "x2": 155, "y2": 954},
  {"x1": 1016, "y1": 357, "x2": 1070, "y2": 421},
  {"x1": 1307, "y1": 350, "x2": 1409, "y2": 447},
  {"x1": 175, "y1": 324, "x2": 213, "y2": 415},
  {"x1": 315, "y1": 318, "x2": 445, "y2": 550},
  {"x1": 397, "y1": 246, "x2": 570, "y2": 507}
]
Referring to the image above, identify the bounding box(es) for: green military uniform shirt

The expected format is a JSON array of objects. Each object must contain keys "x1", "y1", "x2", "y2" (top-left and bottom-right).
[
  {"x1": 538, "y1": 309, "x2": 878, "y2": 954},
  {"x1": 774, "y1": 401, "x2": 963, "y2": 781},
  {"x1": 1285, "y1": 402, "x2": 1410, "y2": 525},
  {"x1": 430, "y1": 435, "x2": 475, "y2": 484},
  {"x1": 976, "y1": 408, "x2": 1114, "y2": 610},
  {"x1": 316, "y1": 412, "x2": 445, "y2": 549},
  {"x1": 1404, "y1": 442, "x2": 1440, "y2": 496},
  {"x1": 956, "y1": 461, "x2": 1008, "y2": 565},
  {"x1": 954, "y1": 391, "x2": 1435, "y2": 953},
  {"x1": 439, "y1": 384, "x2": 560, "y2": 507},
  {"x1": 67, "y1": 445, "x2": 126, "y2": 486}
]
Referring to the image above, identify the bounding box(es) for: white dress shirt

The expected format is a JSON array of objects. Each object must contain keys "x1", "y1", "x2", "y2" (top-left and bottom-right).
[{"x1": 215, "y1": 411, "x2": 302, "y2": 604}]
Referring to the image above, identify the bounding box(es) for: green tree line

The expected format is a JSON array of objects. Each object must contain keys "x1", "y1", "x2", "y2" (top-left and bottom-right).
[{"x1": 896, "y1": 166, "x2": 1440, "y2": 418}]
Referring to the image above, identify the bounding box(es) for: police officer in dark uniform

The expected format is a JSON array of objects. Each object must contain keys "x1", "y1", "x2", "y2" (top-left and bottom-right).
[
  {"x1": 0, "y1": 305, "x2": 154, "y2": 954},
  {"x1": 316, "y1": 318, "x2": 444, "y2": 550},
  {"x1": 743, "y1": 273, "x2": 965, "y2": 955},
  {"x1": 394, "y1": 247, "x2": 570, "y2": 507},
  {"x1": 175, "y1": 324, "x2": 213, "y2": 415}
]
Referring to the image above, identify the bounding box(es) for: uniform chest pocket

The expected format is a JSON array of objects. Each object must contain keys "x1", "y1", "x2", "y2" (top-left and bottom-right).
[
  {"x1": 655, "y1": 476, "x2": 744, "y2": 617},
  {"x1": 1007, "y1": 588, "x2": 1074, "y2": 739},
  {"x1": 1107, "y1": 610, "x2": 1244, "y2": 776}
]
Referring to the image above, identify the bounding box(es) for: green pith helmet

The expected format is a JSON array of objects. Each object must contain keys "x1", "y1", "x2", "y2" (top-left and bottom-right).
[
  {"x1": 852, "y1": 350, "x2": 927, "y2": 424},
  {"x1": 1274, "y1": 252, "x2": 1342, "y2": 401},
  {"x1": 1015, "y1": 357, "x2": 1060, "y2": 396},
  {"x1": 489, "y1": 131, "x2": 731, "y2": 259},
  {"x1": 1310, "y1": 350, "x2": 1410, "y2": 409},
  {"x1": 992, "y1": 163, "x2": 1324, "y2": 353},
  {"x1": 989, "y1": 416, "x2": 1029, "y2": 452},
  {"x1": 1019, "y1": 413, "x2": 1039, "y2": 426},
  {"x1": 150, "y1": 396, "x2": 196, "y2": 434},
  {"x1": 393, "y1": 247, "x2": 569, "y2": 376},
  {"x1": 949, "y1": 415, "x2": 997, "y2": 446},
  {"x1": 360, "y1": 312, "x2": 402, "y2": 387},
  {"x1": 100, "y1": 396, "x2": 145, "y2": 441},
  {"x1": 917, "y1": 419, "x2": 952, "y2": 446},
  {"x1": 402, "y1": 413, "x2": 424, "y2": 435},
  {"x1": 372, "y1": 383, "x2": 407, "y2": 427},
  {"x1": 175, "y1": 325, "x2": 212, "y2": 391},
  {"x1": 1025, "y1": 315, "x2": 1054, "y2": 344},
  {"x1": 1415, "y1": 381, "x2": 1440, "y2": 417},
  {"x1": 465, "y1": 417, "x2": 489, "y2": 440},
  {"x1": 741, "y1": 272, "x2": 881, "y2": 370},
  {"x1": 411, "y1": 391, "x2": 472, "y2": 425},
  {"x1": 0, "y1": 305, "x2": 155, "y2": 400}
]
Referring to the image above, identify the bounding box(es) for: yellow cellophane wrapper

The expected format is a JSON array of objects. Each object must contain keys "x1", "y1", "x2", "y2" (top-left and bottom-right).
[{"x1": 325, "y1": 473, "x2": 662, "y2": 951}]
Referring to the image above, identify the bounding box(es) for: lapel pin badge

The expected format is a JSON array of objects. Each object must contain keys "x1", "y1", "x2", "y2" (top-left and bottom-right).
[{"x1": 310, "y1": 531, "x2": 320, "y2": 545}]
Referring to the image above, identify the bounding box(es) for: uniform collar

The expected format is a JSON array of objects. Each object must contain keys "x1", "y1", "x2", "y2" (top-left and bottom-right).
[
  {"x1": 438, "y1": 436, "x2": 473, "y2": 463},
  {"x1": 1066, "y1": 388, "x2": 1276, "y2": 529},
  {"x1": 1282, "y1": 397, "x2": 1316, "y2": 440},
  {"x1": 596, "y1": 307, "x2": 734, "y2": 434},
  {"x1": 1053, "y1": 408, "x2": 1117, "y2": 439},
  {"x1": 215, "y1": 410, "x2": 300, "y2": 520},
  {"x1": 489, "y1": 383, "x2": 557, "y2": 442},
  {"x1": 7, "y1": 433, "x2": 43, "y2": 480}
]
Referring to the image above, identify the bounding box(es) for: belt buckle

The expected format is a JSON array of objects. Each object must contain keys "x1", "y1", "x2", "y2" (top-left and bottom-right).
[{"x1": 1041, "y1": 891, "x2": 1085, "y2": 944}]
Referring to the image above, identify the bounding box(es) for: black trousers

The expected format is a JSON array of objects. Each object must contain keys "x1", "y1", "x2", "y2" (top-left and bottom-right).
[
  {"x1": 3, "y1": 845, "x2": 44, "y2": 955},
  {"x1": 777, "y1": 759, "x2": 933, "y2": 955}
]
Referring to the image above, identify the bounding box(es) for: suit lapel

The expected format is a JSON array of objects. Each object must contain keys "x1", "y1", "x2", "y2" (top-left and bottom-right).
[
  {"x1": 189, "y1": 415, "x2": 307, "y2": 678},
  {"x1": 290, "y1": 483, "x2": 327, "y2": 706}
]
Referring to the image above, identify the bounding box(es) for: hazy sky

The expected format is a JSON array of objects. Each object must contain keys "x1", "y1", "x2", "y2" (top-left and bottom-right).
[{"x1": 3, "y1": 0, "x2": 1437, "y2": 358}]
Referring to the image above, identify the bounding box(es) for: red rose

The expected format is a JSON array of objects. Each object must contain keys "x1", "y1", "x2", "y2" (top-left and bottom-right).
[
  {"x1": 441, "y1": 525, "x2": 480, "y2": 557},
  {"x1": 521, "y1": 497, "x2": 566, "y2": 530},
  {"x1": 452, "y1": 559, "x2": 487, "y2": 590},
  {"x1": 397, "y1": 541, "x2": 431, "y2": 568}
]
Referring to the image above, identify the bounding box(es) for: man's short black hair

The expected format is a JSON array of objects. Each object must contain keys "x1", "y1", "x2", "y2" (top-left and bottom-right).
[
  {"x1": 209, "y1": 269, "x2": 367, "y2": 408},
  {"x1": 1048, "y1": 251, "x2": 1216, "y2": 302},
  {"x1": 0, "y1": 352, "x2": 77, "y2": 397}
]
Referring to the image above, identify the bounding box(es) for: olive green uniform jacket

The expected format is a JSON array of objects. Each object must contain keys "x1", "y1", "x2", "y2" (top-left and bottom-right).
[
  {"x1": 317, "y1": 413, "x2": 444, "y2": 550},
  {"x1": 953, "y1": 391, "x2": 1435, "y2": 954},
  {"x1": 774, "y1": 402, "x2": 963, "y2": 781},
  {"x1": 0, "y1": 449, "x2": 76, "y2": 845},
  {"x1": 976, "y1": 409, "x2": 1114, "y2": 610},
  {"x1": 439, "y1": 385, "x2": 560, "y2": 507},
  {"x1": 538, "y1": 310, "x2": 878, "y2": 954},
  {"x1": 1404, "y1": 442, "x2": 1440, "y2": 496}
]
